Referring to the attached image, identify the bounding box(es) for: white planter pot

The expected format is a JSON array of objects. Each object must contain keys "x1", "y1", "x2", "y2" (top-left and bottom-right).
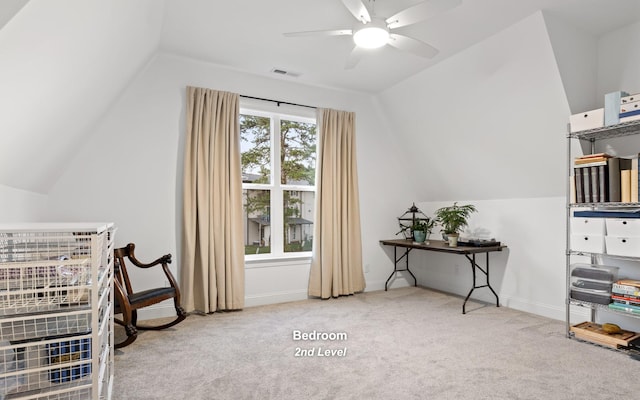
[{"x1": 447, "y1": 234, "x2": 459, "y2": 247}]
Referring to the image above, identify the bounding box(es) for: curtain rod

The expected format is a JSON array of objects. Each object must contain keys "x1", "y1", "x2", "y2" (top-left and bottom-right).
[{"x1": 240, "y1": 95, "x2": 317, "y2": 110}]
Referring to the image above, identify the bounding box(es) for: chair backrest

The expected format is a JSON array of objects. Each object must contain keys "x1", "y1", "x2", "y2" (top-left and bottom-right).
[{"x1": 113, "y1": 244, "x2": 135, "y2": 298}]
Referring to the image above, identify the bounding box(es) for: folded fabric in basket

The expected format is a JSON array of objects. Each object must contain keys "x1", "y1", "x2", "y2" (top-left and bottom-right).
[{"x1": 47, "y1": 338, "x2": 91, "y2": 383}]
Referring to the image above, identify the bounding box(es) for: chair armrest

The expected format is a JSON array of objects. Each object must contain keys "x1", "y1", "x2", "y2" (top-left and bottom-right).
[
  {"x1": 125, "y1": 243, "x2": 172, "y2": 269},
  {"x1": 124, "y1": 243, "x2": 180, "y2": 292}
]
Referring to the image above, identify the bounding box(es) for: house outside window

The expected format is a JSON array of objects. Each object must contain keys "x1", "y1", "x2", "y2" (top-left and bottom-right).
[{"x1": 240, "y1": 106, "x2": 316, "y2": 259}]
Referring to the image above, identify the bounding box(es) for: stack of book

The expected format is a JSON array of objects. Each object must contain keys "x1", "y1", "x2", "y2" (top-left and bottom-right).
[
  {"x1": 610, "y1": 279, "x2": 640, "y2": 314},
  {"x1": 573, "y1": 153, "x2": 639, "y2": 203}
]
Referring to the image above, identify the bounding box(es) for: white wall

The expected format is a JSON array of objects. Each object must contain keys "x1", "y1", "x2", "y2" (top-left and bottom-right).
[
  {"x1": 41, "y1": 10, "x2": 640, "y2": 330},
  {"x1": 45, "y1": 53, "x2": 418, "y2": 317},
  {"x1": 0, "y1": 0, "x2": 164, "y2": 194},
  {"x1": 597, "y1": 20, "x2": 640, "y2": 98},
  {"x1": 377, "y1": 12, "x2": 640, "y2": 333},
  {"x1": 376, "y1": 12, "x2": 571, "y2": 321},
  {"x1": 542, "y1": 11, "x2": 599, "y2": 114},
  {"x1": 377, "y1": 12, "x2": 569, "y2": 203},
  {"x1": 405, "y1": 198, "x2": 566, "y2": 318},
  {"x1": 0, "y1": 184, "x2": 47, "y2": 222}
]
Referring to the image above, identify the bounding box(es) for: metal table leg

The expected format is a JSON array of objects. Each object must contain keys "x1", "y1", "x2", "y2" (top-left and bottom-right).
[
  {"x1": 462, "y1": 252, "x2": 499, "y2": 314},
  {"x1": 385, "y1": 246, "x2": 417, "y2": 290}
]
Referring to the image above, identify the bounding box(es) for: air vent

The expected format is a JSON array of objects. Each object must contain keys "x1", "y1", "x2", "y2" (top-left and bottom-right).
[{"x1": 271, "y1": 68, "x2": 300, "y2": 78}]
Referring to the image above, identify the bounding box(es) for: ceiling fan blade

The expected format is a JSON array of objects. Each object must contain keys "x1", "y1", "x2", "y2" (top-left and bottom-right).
[
  {"x1": 283, "y1": 29, "x2": 352, "y2": 38},
  {"x1": 388, "y1": 34, "x2": 439, "y2": 59},
  {"x1": 386, "y1": 0, "x2": 461, "y2": 29},
  {"x1": 345, "y1": 46, "x2": 367, "y2": 69},
  {"x1": 341, "y1": 0, "x2": 371, "y2": 23}
]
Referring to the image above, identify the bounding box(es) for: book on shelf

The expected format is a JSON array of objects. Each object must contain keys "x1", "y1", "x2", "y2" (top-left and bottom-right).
[
  {"x1": 612, "y1": 283, "x2": 640, "y2": 297},
  {"x1": 573, "y1": 160, "x2": 607, "y2": 168},
  {"x1": 583, "y1": 165, "x2": 592, "y2": 203},
  {"x1": 572, "y1": 163, "x2": 607, "y2": 203},
  {"x1": 632, "y1": 154, "x2": 639, "y2": 202},
  {"x1": 612, "y1": 291, "x2": 640, "y2": 299},
  {"x1": 575, "y1": 153, "x2": 612, "y2": 161},
  {"x1": 575, "y1": 157, "x2": 610, "y2": 165},
  {"x1": 618, "y1": 279, "x2": 640, "y2": 288},
  {"x1": 609, "y1": 302, "x2": 640, "y2": 315},
  {"x1": 608, "y1": 157, "x2": 622, "y2": 202},
  {"x1": 613, "y1": 290, "x2": 640, "y2": 298},
  {"x1": 574, "y1": 168, "x2": 584, "y2": 203},
  {"x1": 612, "y1": 296, "x2": 640, "y2": 308},
  {"x1": 571, "y1": 155, "x2": 640, "y2": 204},
  {"x1": 620, "y1": 157, "x2": 633, "y2": 202},
  {"x1": 590, "y1": 165, "x2": 599, "y2": 202}
]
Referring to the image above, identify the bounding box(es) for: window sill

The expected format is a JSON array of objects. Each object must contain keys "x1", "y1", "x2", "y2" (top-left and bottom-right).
[{"x1": 244, "y1": 252, "x2": 312, "y2": 269}]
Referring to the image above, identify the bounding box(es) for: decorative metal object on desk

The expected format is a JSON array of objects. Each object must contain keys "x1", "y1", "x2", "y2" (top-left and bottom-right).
[{"x1": 397, "y1": 203, "x2": 433, "y2": 243}]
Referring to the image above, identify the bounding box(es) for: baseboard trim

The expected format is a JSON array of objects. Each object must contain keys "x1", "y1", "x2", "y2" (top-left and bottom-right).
[
  {"x1": 245, "y1": 289, "x2": 309, "y2": 307},
  {"x1": 364, "y1": 277, "x2": 413, "y2": 292},
  {"x1": 138, "y1": 285, "x2": 583, "y2": 324},
  {"x1": 499, "y1": 295, "x2": 566, "y2": 321},
  {"x1": 137, "y1": 304, "x2": 178, "y2": 321}
]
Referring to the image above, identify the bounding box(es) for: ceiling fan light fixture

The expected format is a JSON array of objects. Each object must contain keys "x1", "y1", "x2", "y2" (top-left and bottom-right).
[{"x1": 353, "y1": 20, "x2": 389, "y2": 49}]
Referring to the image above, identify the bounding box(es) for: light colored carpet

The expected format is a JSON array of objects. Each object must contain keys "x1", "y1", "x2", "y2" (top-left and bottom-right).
[{"x1": 113, "y1": 287, "x2": 640, "y2": 399}]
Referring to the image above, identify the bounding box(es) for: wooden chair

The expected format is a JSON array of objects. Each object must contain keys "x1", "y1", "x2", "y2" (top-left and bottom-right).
[{"x1": 113, "y1": 243, "x2": 187, "y2": 348}]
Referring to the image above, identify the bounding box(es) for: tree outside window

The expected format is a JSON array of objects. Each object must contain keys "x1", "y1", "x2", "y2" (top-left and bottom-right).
[{"x1": 241, "y1": 111, "x2": 316, "y2": 257}]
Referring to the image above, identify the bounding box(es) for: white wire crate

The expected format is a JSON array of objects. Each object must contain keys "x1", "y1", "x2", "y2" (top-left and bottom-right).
[
  {"x1": 0, "y1": 313, "x2": 91, "y2": 343},
  {"x1": 0, "y1": 224, "x2": 114, "y2": 400},
  {"x1": 0, "y1": 260, "x2": 92, "y2": 317},
  {"x1": 0, "y1": 334, "x2": 92, "y2": 397}
]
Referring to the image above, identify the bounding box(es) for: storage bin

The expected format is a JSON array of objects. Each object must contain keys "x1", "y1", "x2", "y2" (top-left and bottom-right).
[
  {"x1": 570, "y1": 108, "x2": 604, "y2": 132},
  {"x1": 620, "y1": 100, "x2": 640, "y2": 114},
  {"x1": 570, "y1": 234, "x2": 605, "y2": 253},
  {"x1": 570, "y1": 289, "x2": 612, "y2": 305},
  {"x1": 621, "y1": 93, "x2": 640, "y2": 104},
  {"x1": 605, "y1": 236, "x2": 640, "y2": 257},
  {"x1": 571, "y1": 217, "x2": 605, "y2": 235},
  {"x1": 605, "y1": 218, "x2": 640, "y2": 237},
  {"x1": 0, "y1": 223, "x2": 114, "y2": 399},
  {"x1": 570, "y1": 277, "x2": 613, "y2": 293},
  {"x1": 570, "y1": 263, "x2": 619, "y2": 284}
]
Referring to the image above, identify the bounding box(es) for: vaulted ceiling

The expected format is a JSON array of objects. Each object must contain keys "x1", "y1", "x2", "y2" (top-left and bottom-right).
[{"x1": 1, "y1": 0, "x2": 639, "y2": 194}]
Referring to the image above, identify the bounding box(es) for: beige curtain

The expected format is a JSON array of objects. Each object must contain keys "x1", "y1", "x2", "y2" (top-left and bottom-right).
[
  {"x1": 181, "y1": 86, "x2": 244, "y2": 313},
  {"x1": 308, "y1": 108, "x2": 365, "y2": 299}
]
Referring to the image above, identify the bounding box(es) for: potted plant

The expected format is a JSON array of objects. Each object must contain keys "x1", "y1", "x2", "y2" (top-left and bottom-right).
[
  {"x1": 435, "y1": 203, "x2": 477, "y2": 247},
  {"x1": 411, "y1": 218, "x2": 435, "y2": 244}
]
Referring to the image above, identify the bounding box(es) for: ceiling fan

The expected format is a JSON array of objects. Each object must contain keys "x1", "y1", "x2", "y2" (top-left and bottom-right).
[{"x1": 283, "y1": 0, "x2": 462, "y2": 69}]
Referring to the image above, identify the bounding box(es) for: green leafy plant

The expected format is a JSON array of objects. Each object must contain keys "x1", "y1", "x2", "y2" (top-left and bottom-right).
[
  {"x1": 412, "y1": 218, "x2": 435, "y2": 233},
  {"x1": 435, "y1": 203, "x2": 477, "y2": 235}
]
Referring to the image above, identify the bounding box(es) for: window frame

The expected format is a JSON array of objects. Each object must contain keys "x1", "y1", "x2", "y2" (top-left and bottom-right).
[{"x1": 240, "y1": 101, "x2": 317, "y2": 264}]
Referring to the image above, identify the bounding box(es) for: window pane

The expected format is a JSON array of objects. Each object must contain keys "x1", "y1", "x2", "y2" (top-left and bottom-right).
[
  {"x1": 280, "y1": 119, "x2": 316, "y2": 185},
  {"x1": 283, "y1": 190, "x2": 314, "y2": 253},
  {"x1": 243, "y1": 189, "x2": 271, "y2": 255},
  {"x1": 240, "y1": 114, "x2": 271, "y2": 184}
]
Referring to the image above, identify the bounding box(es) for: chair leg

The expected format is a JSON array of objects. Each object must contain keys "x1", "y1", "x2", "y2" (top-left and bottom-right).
[
  {"x1": 114, "y1": 320, "x2": 138, "y2": 349},
  {"x1": 135, "y1": 299, "x2": 187, "y2": 331}
]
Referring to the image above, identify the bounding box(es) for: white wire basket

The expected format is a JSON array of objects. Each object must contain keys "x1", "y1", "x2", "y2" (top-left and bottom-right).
[
  {"x1": 0, "y1": 334, "x2": 93, "y2": 399},
  {"x1": 0, "y1": 224, "x2": 114, "y2": 400},
  {"x1": 0, "y1": 227, "x2": 109, "y2": 316}
]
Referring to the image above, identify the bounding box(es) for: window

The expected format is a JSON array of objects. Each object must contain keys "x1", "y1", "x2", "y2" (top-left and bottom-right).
[{"x1": 240, "y1": 105, "x2": 316, "y2": 259}]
